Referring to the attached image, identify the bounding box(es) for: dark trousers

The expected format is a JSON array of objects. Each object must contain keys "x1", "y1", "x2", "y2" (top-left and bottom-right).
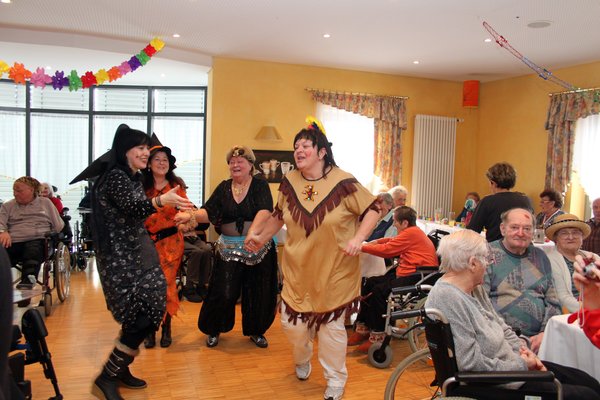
[
  {"x1": 7, "y1": 239, "x2": 44, "y2": 282},
  {"x1": 198, "y1": 245, "x2": 278, "y2": 337},
  {"x1": 358, "y1": 272, "x2": 422, "y2": 332},
  {"x1": 521, "y1": 361, "x2": 600, "y2": 400},
  {"x1": 183, "y1": 237, "x2": 212, "y2": 288},
  {"x1": 120, "y1": 313, "x2": 155, "y2": 350}
]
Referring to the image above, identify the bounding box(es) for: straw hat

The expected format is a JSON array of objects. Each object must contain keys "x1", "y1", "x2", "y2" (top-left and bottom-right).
[{"x1": 544, "y1": 213, "x2": 591, "y2": 241}]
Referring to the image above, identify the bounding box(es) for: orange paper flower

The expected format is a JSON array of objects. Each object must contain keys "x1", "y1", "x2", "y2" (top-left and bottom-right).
[
  {"x1": 8, "y1": 63, "x2": 32, "y2": 84},
  {"x1": 107, "y1": 66, "x2": 122, "y2": 82}
]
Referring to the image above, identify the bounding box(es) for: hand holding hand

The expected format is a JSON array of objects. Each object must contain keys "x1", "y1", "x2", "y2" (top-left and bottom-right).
[
  {"x1": 344, "y1": 237, "x2": 362, "y2": 256},
  {"x1": 244, "y1": 231, "x2": 265, "y2": 253}
]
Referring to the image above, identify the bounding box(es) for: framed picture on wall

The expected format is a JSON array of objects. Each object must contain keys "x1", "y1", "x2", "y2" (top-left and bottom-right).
[{"x1": 253, "y1": 149, "x2": 296, "y2": 183}]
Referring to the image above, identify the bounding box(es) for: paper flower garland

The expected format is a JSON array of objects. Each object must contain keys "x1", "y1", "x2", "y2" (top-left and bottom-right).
[{"x1": 0, "y1": 37, "x2": 165, "y2": 91}]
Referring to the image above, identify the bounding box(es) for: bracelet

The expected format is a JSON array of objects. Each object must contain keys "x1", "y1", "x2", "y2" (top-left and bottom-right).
[{"x1": 155, "y1": 195, "x2": 163, "y2": 208}]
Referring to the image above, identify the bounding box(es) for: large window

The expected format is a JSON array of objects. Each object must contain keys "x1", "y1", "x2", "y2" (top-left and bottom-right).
[
  {"x1": 316, "y1": 103, "x2": 377, "y2": 190},
  {"x1": 0, "y1": 80, "x2": 207, "y2": 229}
]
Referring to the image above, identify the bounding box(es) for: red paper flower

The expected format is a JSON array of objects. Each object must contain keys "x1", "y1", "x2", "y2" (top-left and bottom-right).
[
  {"x1": 143, "y1": 44, "x2": 156, "y2": 57},
  {"x1": 81, "y1": 71, "x2": 97, "y2": 88}
]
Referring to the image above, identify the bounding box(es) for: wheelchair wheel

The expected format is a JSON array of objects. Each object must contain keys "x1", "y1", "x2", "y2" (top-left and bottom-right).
[
  {"x1": 407, "y1": 297, "x2": 428, "y2": 353},
  {"x1": 384, "y1": 348, "x2": 439, "y2": 400},
  {"x1": 55, "y1": 242, "x2": 71, "y2": 302},
  {"x1": 367, "y1": 342, "x2": 393, "y2": 369}
]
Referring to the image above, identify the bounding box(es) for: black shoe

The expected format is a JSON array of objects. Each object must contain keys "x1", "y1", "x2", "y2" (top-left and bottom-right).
[
  {"x1": 160, "y1": 315, "x2": 172, "y2": 348},
  {"x1": 144, "y1": 333, "x2": 156, "y2": 349},
  {"x1": 17, "y1": 299, "x2": 31, "y2": 308},
  {"x1": 183, "y1": 287, "x2": 203, "y2": 303},
  {"x1": 118, "y1": 367, "x2": 147, "y2": 389},
  {"x1": 92, "y1": 372, "x2": 123, "y2": 400},
  {"x1": 206, "y1": 334, "x2": 219, "y2": 348},
  {"x1": 250, "y1": 335, "x2": 268, "y2": 348}
]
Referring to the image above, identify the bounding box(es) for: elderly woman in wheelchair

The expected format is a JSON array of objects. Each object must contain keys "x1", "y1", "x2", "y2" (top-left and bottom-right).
[
  {"x1": 423, "y1": 229, "x2": 600, "y2": 399},
  {"x1": 0, "y1": 177, "x2": 64, "y2": 306}
]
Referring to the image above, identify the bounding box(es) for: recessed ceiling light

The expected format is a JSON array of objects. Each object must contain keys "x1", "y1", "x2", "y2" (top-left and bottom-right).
[
  {"x1": 484, "y1": 38, "x2": 492, "y2": 43},
  {"x1": 413, "y1": 60, "x2": 420, "y2": 65},
  {"x1": 527, "y1": 20, "x2": 552, "y2": 29},
  {"x1": 323, "y1": 33, "x2": 331, "y2": 38},
  {"x1": 160, "y1": 73, "x2": 166, "y2": 78},
  {"x1": 172, "y1": 33, "x2": 180, "y2": 38}
]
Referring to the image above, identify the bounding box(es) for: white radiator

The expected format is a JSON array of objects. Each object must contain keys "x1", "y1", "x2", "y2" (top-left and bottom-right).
[{"x1": 411, "y1": 115, "x2": 457, "y2": 220}]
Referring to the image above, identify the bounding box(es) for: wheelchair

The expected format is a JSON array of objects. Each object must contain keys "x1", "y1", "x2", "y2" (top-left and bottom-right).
[
  {"x1": 10, "y1": 308, "x2": 63, "y2": 400},
  {"x1": 367, "y1": 267, "x2": 442, "y2": 369},
  {"x1": 72, "y1": 207, "x2": 95, "y2": 271},
  {"x1": 13, "y1": 232, "x2": 72, "y2": 317},
  {"x1": 383, "y1": 286, "x2": 563, "y2": 400}
]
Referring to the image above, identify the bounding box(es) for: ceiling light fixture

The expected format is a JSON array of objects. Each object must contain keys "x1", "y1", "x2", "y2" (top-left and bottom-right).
[
  {"x1": 1, "y1": 0, "x2": 11, "y2": 4},
  {"x1": 172, "y1": 33, "x2": 180, "y2": 38},
  {"x1": 323, "y1": 33, "x2": 331, "y2": 38},
  {"x1": 484, "y1": 38, "x2": 492, "y2": 43},
  {"x1": 413, "y1": 60, "x2": 420, "y2": 65},
  {"x1": 527, "y1": 20, "x2": 552, "y2": 29}
]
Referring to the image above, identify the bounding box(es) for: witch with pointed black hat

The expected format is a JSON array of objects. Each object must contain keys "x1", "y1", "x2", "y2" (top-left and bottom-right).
[{"x1": 72, "y1": 124, "x2": 192, "y2": 400}]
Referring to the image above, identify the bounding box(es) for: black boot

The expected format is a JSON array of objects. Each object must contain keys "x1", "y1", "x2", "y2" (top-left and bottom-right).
[
  {"x1": 144, "y1": 332, "x2": 156, "y2": 349},
  {"x1": 160, "y1": 315, "x2": 172, "y2": 348},
  {"x1": 92, "y1": 348, "x2": 140, "y2": 400}
]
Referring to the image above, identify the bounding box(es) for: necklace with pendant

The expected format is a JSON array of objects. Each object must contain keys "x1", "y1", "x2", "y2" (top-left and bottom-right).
[{"x1": 232, "y1": 181, "x2": 249, "y2": 196}]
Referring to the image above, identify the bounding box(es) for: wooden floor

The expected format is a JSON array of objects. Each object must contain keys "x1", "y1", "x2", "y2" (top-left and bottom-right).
[{"x1": 13, "y1": 261, "x2": 423, "y2": 400}]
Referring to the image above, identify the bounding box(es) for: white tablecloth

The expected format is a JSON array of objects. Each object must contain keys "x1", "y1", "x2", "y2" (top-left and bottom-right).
[
  {"x1": 417, "y1": 220, "x2": 463, "y2": 235},
  {"x1": 538, "y1": 314, "x2": 600, "y2": 381}
]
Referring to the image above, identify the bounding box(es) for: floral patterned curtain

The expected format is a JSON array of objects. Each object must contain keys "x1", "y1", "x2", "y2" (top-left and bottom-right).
[
  {"x1": 545, "y1": 91, "x2": 600, "y2": 191},
  {"x1": 309, "y1": 90, "x2": 407, "y2": 187}
]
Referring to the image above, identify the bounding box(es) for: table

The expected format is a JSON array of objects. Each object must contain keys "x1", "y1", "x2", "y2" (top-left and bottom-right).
[
  {"x1": 538, "y1": 314, "x2": 600, "y2": 381},
  {"x1": 417, "y1": 219, "x2": 463, "y2": 236}
]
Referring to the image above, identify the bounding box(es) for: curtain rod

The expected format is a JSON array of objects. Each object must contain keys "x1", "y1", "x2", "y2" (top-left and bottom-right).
[
  {"x1": 305, "y1": 87, "x2": 409, "y2": 100},
  {"x1": 549, "y1": 86, "x2": 600, "y2": 97}
]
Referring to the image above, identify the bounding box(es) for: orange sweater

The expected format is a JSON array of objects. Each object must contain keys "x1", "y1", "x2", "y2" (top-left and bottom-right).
[{"x1": 361, "y1": 226, "x2": 438, "y2": 277}]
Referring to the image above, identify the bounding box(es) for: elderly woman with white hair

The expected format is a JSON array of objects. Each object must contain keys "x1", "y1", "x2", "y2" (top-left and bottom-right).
[
  {"x1": 425, "y1": 229, "x2": 600, "y2": 399},
  {"x1": 545, "y1": 213, "x2": 600, "y2": 312}
]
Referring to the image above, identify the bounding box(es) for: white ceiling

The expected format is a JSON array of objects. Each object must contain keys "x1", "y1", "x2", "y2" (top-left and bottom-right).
[{"x1": 1, "y1": 0, "x2": 600, "y2": 86}]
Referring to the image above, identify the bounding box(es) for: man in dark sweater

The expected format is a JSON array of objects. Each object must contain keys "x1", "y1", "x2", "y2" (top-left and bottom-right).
[{"x1": 468, "y1": 162, "x2": 532, "y2": 242}]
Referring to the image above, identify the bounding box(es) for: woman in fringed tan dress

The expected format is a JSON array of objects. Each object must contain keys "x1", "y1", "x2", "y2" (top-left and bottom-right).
[{"x1": 245, "y1": 117, "x2": 381, "y2": 400}]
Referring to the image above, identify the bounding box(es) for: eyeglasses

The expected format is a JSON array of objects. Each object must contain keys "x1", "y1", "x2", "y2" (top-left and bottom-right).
[{"x1": 556, "y1": 229, "x2": 583, "y2": 239}]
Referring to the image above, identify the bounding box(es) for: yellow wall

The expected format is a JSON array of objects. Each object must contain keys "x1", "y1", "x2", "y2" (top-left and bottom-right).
[
  {"x1": 478, "y1": 61, "x2": 600, "y2": 217},
  {"x1": 208, "y1": 57, "x2": 600, "y2": 218},
  {"x1": 208, "y1": 57, "x2": 478, "y2": 212}
]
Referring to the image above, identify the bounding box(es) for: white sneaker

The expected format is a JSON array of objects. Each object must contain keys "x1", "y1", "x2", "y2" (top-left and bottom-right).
[
  {"x1": 324, "y1": 386, "x2": 344, "y2": 400},
  {"x1": 295, "y1": 362, "x2": 311, "y2": 380}
]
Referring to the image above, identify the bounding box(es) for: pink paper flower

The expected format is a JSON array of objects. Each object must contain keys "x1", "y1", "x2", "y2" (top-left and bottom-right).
[{"x1": 30, "y1": 67, "x2": 52, "y2": 88}]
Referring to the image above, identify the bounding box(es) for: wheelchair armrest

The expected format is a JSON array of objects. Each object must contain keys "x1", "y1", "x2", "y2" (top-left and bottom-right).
[
  {"x1": 454, "y1": 370, "x2": 556, "y2": 383},
  {"x1": 21, "y1": 308, "x2": 48, "y2": 340},
  {"x1": 415, "y1": 265, "x2": 438, "y2": 273}
]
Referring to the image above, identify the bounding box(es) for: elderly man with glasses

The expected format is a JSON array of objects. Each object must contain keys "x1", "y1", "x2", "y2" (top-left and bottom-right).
[{"x1": 483, "y1": 208, "x2": 561, "y2": 353}]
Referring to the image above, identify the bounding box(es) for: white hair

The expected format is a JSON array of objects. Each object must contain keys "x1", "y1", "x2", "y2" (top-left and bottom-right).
[
  {"x1": 388, "y1": 185, "x2": 408, "y2": 197},
  {"x1": 41, "y1": 182, "x2": 55, "y2": 197},
  {"x1": 437, "y1": 230, "x2": 488, "y2": 273}
]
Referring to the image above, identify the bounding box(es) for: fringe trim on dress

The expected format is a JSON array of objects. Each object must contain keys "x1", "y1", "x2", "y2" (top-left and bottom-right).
[
  {"x1": 278, "y1": 178, "x2": 359, "y2": 237},
  {"x1": 282, "y1": 297, "x2": 361, "y2": 331}
]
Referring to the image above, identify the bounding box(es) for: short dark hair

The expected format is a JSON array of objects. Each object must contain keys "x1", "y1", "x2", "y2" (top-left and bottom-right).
[
  {"x1": 486, "y1": 162, "x2": 516, "y2": 189},
  {"x1": 539, "y1": 188, "x2": 563, "y2": 209},
  {"x1": 393, "y1": 206, "x2": 417, "y2": 226},
  {"x1": 293, "y1": 126, "x2": 336, "y2": 176},
  {"x1": 466, "y1": 191, "x2": 480, "y2": 202}
]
